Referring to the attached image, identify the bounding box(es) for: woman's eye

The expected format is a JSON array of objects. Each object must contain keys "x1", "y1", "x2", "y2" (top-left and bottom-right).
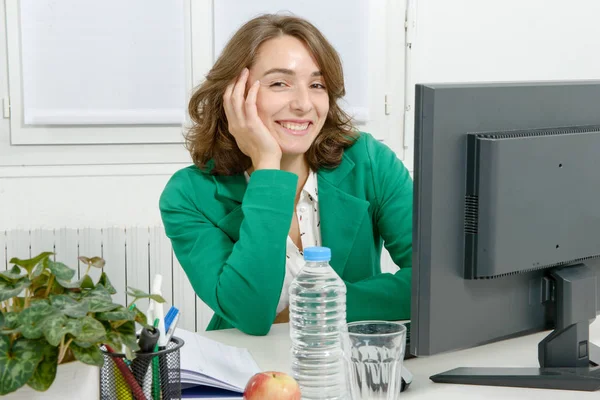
[
  {"x1": 270, "y1": 81, "x2": 287, "y2": 88},
  {"x1": 311, "y1": 83, "x2": 326, "y2": 89}
]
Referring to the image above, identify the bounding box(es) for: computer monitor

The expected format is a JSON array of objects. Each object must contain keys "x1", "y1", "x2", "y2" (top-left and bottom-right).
[{"x1": 411, "y1": 80, "x2": 600, "y2": 391}]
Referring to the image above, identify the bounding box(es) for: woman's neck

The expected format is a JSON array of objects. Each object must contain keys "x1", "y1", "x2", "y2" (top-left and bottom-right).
[{"x1": 280, "y1": 154, "x2": 309, "y2": 203}]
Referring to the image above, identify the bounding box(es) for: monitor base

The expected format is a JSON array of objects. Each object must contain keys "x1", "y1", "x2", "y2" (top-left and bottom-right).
[
  {"x1": 431, "y1": 365, "x2": 600, "y2": 392},
  {"x1": 431, "y1": 265, "x2": 600, "y2": 392}
]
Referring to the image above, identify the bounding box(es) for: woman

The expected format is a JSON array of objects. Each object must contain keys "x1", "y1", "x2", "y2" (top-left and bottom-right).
[{"x1": 160, "y1": 14, "x2": 412, "y2": 335}]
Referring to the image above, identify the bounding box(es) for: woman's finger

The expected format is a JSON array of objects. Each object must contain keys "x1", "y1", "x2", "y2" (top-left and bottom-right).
[
  {"x1": 232, "y1": 68, "x2": 249, "y2": 123},
  {"x1": 244, "y1": 80, "x2": 261, "y2": 123}
]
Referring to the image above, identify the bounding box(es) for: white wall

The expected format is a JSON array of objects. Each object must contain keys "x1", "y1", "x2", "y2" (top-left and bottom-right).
[
  {"x1": 413, "y1": 0, "x2": 600, "y2": 84},
  {"x1": 402, "y1": 0, "x2": 600, "y2": 172},
  {"x1": 0, "y1": 173, "x2": 170, "y2": 229}
]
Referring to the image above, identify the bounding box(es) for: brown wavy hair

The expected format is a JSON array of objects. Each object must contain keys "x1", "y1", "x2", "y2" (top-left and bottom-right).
[{"x1": 186, "y1": 14, "x2": 358, "y2": 176}]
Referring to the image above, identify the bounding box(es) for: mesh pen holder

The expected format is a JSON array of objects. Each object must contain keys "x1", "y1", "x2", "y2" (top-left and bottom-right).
[{"x1": 100, "y1": 336, "x2": 184, "y2": 400}]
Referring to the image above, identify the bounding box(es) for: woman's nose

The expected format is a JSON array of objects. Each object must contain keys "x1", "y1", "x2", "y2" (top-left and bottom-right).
[{"x1": 290, "y1": 87, "x2": 312, "y2": 113}]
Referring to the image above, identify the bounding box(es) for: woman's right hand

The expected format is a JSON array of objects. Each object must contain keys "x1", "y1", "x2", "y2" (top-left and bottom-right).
[{"x1": 223, "y1": 68, "x2": 282, "y2": 170}]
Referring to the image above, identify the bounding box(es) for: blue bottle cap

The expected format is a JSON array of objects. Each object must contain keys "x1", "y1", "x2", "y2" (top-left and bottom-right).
[{"x1": 303, "y1": 246, "x2": 331, "y2": 262}]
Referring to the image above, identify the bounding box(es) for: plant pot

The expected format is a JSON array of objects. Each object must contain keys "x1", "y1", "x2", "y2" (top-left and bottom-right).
[{"x1": 4, "y1": 361, "x2": 99, "y2": 399}]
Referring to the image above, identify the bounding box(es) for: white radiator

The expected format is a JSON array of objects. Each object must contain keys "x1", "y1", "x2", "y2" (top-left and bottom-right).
[{"x1": 1, "y1": 227, "x2": 212, "y2": 333}]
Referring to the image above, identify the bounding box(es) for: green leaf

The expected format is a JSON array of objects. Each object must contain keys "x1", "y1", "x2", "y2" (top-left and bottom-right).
[
  {"x1": 98, "y1": 272, "x2": 117, "y2": 295},
  {"x1": 10, "y1": 265, "x2": 22, "y2": 275},
  {"x1": 70, "y1": 342, "x2": 104, "y2": 367},
  {"x1": 0, "y1": 313, "x2": 3, "y2": 330},
  {"x1": 0, "y1": 265, "x2": 25, "y2": 282},
  {"x1": 104, "y1": 331, "x2": 124, "y2": 352},
  {"x1": 55, "y1": 278, "x2": 81, "y2": 289},
  {"x1": 30, "y1": 259, "x2": 46, "y2": 280},
  {"x1": 87, "y1": 299, "x2": 120, "y2": 313},
  {"x1": 26, "y1": 342, "x2": 58, "y2": 392},
  {"x1": 43, "y1": 315, "x2": 81, "y2": 347},
  {"x1": 73, "y1": 316, "x2": 106, "y2": 343},
  {"x1": 0, "y1": 268, "x2": 25, "y2": 282},
  {"x1": 116, "y1": 321, "x2": 139, "y2": 351},
  {"x1": 0, "y1": 278, "x2": 31, "y2": 302},
  {"x1": 80, "y1": 275, "x2": 95, "y2": 289},
  {"x1": 149, "y1": 294, "x2": 166, "y2": 304},
  {"x1": 126, "y1": 286, "x2": 166, "y2": 304},
  {"x1": 55, "y1": 274, "x2": 94, "y2": 290},
  {"x1": 126, "y1": 286, "x2": 149, "y2": 298},
  {"x1": 2, "y1": 312, "x2": 19, "y2": 330},
  {"x1": 49, "y1": 294, "x2": 89, "y2": 318},
  {"x1": 105, "y1": 321, "x2": 140, "y2": 353},
  {"x1": 81, "y1": 285, "x2": 118, "y2": 312},
  {"x1": 30, "y1": 273, "x2": 50, "y2": 293},
  {"x1": 9, "y1": 252, "x2": 54, "y2": 275},
  {"x1": 96, "y1": 306, "x2": 135, "y2": 321},
  {"x1": 86, "y1": 283, "x2": 111, "y2": 299},
  {"x1": 47, "y1": 261, "x2": 76, "y2": 281},
  {"x1": 17, "y1": 301, "x2": 56, "y2": 340},
  {"x1": 73, "y1": 340, "x2": 93, "y2": 348},
  {"x1": 0, "y1": 336, "x2": 44, "y2": 395},
  {"x1": 133, "y1": 307, "x2": 149, "y2": 327}
]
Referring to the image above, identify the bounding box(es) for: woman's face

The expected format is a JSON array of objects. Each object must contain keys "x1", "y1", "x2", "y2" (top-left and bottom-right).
[{"x1": 248, "y1": 35, "x2": 329, "y2": 157}]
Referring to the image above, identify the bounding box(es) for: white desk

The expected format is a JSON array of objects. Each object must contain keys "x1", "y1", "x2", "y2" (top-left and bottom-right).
[{"x1": 198, "y1": 319, "x2": 600, "y2": 399}]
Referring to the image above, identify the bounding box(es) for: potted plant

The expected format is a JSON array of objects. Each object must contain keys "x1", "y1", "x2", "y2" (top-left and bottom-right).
[{"x1": 0, "y1": 251, "x2": 165, "y2": 396}]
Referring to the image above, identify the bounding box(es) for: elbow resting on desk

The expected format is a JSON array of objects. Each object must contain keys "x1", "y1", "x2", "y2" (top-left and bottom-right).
[
  {"x1": 219, "y1": 310, "x2": 274, "y2": 336},
  {"x1": 213, "y1": 287, "x2": 278, "y2": 336}
]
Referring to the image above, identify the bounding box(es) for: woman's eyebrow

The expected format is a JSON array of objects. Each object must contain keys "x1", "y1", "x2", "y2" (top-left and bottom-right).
[{"x1": 262, "y1": 68, "x2": 322, "y2": 77}]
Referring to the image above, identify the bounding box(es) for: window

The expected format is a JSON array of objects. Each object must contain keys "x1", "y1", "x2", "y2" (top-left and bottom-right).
[{"x1": 0, "y1": 0, "x2": 408, "y2": 170}]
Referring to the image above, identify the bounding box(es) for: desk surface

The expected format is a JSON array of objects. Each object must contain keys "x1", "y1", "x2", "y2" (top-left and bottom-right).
[{"x1": 199, "y1": 319, "x2": 600, "y2": 399}]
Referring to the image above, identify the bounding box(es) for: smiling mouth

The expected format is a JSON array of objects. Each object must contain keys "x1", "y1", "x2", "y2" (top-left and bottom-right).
[{"x1": 276, "y1": 121, "x2": 312, "y2": 135}]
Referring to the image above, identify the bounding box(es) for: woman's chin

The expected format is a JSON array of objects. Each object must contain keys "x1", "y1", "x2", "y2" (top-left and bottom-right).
[
  {"x1": 277, "y1": 138, "x2": 314, "y2": 157},
  {"x1": 279, "y1": 144, "x2": 312, "y2": 157}
]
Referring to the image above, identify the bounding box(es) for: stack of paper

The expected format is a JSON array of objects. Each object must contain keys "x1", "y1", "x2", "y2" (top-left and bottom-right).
[{"x1": 174, "y1": 328, "x2": 261, "y2": 398}]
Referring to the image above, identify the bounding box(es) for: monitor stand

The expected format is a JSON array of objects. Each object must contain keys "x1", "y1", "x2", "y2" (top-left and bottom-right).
[{"x1": 431, "y1": 263, "x2": 600, "y2": 391}]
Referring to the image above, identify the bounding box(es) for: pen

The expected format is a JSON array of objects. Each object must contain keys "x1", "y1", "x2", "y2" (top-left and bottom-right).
[
  {"x1": 113, "y1": 361, "x2": 133, "y2": 400},
  {"x1": 151, "y1": 318, "x2": 161, "y2": 400},
  {"x1": 164, "y1": 306, "x2": 179, "y2": 331},
  {"x1": 152, "y1": 343, "x2": 161, "y2": 400},
  {"x1": 164, "y1": 312, "x2": 180, "y2": 344},
  {"x1": 105, "y1": 344, "x2": 147, "y2": 400}
]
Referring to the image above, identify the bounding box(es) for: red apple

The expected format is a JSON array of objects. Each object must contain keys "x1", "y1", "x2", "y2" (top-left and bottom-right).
[{"x1": 243, "y1": 371, "x2": 301, "y2": 400}]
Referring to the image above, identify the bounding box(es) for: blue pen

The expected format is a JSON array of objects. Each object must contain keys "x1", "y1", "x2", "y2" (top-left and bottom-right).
[
  {"x1": 164, "y1": 306, "x2": 179, "y2": 332},
  {"x1": 164, "y1": 312, "x2": 180, "y2": 344}
]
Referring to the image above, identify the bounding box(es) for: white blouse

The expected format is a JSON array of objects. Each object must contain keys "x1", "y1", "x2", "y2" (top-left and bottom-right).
[{"x1": 245, "y1": 170, "x2": 322, "y2": 313}]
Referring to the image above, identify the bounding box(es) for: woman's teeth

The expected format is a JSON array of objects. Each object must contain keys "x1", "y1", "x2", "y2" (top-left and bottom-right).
[{"x1": 279, "y1": 122, "x2": 309, "y2": 131}]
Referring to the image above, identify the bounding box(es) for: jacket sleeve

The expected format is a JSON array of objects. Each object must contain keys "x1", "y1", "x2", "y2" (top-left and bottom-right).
[
  {"x1": 345, "y1": 138, "x2": 413, "y2": 322},
  {"x1": 159, "y1": 169, "x2": 297, "y2": 335}
]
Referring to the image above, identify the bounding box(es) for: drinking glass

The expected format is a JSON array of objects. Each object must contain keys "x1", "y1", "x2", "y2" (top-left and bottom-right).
[{"x1": 342, "y1": 321, "x2": 407, "y2": 399}]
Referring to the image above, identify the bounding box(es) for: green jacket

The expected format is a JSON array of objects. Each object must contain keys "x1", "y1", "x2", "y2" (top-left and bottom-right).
[{"x1": 159, "y1": 132, "x2": 413, "y2": 335}]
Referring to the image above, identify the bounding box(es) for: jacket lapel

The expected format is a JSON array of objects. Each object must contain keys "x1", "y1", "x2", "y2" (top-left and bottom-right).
[
  {"x1": 211, "y1": 157, "x2": 370, "y2": 276},
  {"x1": 318, "y1": 156, "x2": 370, "y2": 278}
]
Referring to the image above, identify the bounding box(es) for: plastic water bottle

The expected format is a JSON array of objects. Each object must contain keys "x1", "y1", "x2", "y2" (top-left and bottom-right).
[{"x1": 289, "y1": 246, "x2": 347, "y2": 400}]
